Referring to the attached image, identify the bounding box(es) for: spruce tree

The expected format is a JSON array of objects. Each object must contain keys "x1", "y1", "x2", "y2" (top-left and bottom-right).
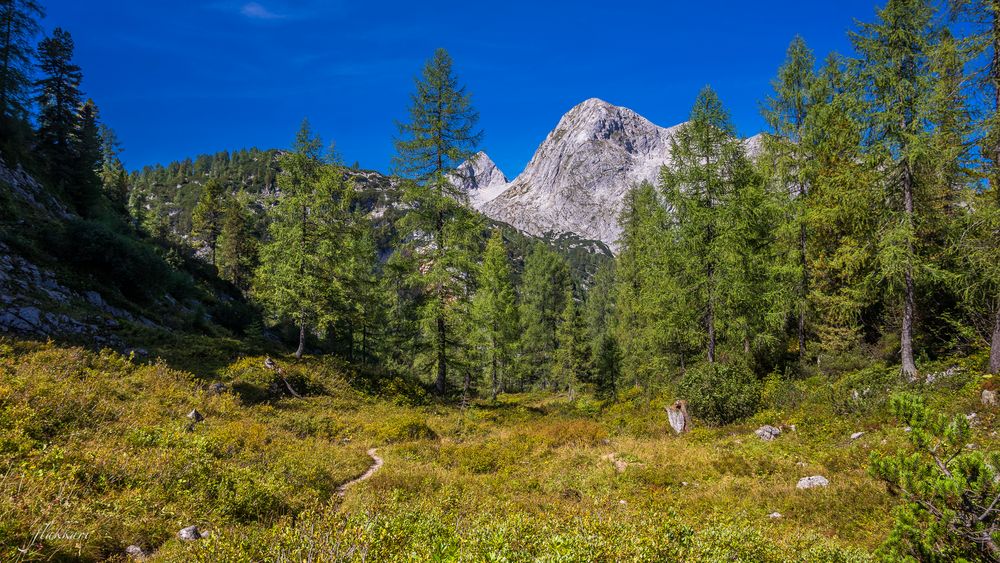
[
  {"x1": 852, "y1": 0, "x2": 937, "y2": 379},
  {"x1": 471, "y1": 229, "x2": 519, "y2": 400},
  {"x1": 99, "y1": 124, "x2": 129, "y2": 211},
  {"x1": 35, "y1": 27, "x2": 85, "y2": 205},
  {"x1": 393, "y1": 48, "x2": 484, "y2": 394}
]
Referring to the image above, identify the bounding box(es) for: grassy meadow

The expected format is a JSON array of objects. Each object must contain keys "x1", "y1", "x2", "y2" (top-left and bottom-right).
[{"x1": 1, "y1": 338, "x2": 994, "y2": 561}]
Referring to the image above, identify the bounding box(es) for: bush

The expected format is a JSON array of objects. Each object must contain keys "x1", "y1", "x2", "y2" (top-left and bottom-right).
[{"x1": 678, "y1": 363, "x2": 761, "y2": 425}]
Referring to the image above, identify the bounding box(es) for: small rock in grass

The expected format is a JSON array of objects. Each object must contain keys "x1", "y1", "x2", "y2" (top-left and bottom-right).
[
  {"x1": 768, "y1": 512, "x2": 782, "y2": 519},
  {"x1": 850, "y1": 431, "x2": 864, "y2": 440},
  {"x1": 178, "y1": 526, "x2": 203, "y2": 541},
  {"x1": 208, "y1": 382, "x2": 227, "y2": 395},
  {"x1": 755, "y1": 425, "x2": 781, "y2": 441},
  {"x1": 796, "y1": 475, "x2": 829, "y2": 489},
  {"x1": 125, "y1": 545, "x2": 148, "y2": 558},
  {"x1": 618, "y1": 500, "x2": 627, "y2": 505},
  {"x1": 187, "y1": 409, "x2": 204, "y2": 423},
  {"x1": 983, "y1": 389, "x2": 997, "y2": 407}
]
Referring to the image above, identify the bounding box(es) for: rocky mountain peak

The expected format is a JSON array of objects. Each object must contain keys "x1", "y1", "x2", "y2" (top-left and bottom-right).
[{"x1": 451, "y1": 151, "x2": 508, "y2": 207}]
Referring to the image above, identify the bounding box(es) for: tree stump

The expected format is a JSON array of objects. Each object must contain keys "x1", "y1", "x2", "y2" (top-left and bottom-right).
[{"x1": 667, "y1": 400, "x2": 691, "y2": 434}]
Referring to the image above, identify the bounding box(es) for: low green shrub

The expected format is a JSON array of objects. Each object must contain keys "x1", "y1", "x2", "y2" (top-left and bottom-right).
[{"x1": 679, "y1": 362, "x2": 761, "y2": 425}]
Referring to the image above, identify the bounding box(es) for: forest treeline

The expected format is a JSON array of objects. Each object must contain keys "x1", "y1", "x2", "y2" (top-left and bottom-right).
[{"x1": 1, "y1": 0, "x2": 999, "y2": 407}]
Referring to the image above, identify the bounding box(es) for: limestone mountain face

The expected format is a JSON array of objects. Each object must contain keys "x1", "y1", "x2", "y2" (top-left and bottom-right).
[
  {"x1": 460, "y1": 98, "x2": 763, "y2": 250},
  {"x1": 449, "y1": 151, "x2": 509, "y2": 208}
]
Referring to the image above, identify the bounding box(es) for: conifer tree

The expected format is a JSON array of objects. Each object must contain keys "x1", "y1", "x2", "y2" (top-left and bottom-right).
[
  {"x1": 803, "y1": 54, "x2": 881, "y2": 359},
  {"x1": 99, "y1": 124, "x2": 129, "y2": 211},
  {"x1": 0, "y1": 0, "x2": 43, "y2": 148},
  {"x1": 191, "y1": 178, "x2": 227, "y2": 265},
  {"x1": 852, "y1": 0, "x2": 937, "y2": 379},
  {"x1": 949, "y1": 0, "x2": 1000, "y2": 373},
  {"x1": 519, "y1": 244, "x2": 570, "y2": 388},
  {"x1": 35, "y1": 27, "x2": 85, "y2": 204},
  {"x1": 762, "y1": 36, "x2": 818, "y2": 362},
  {"x1": 253, "y1": 120, "x2": 352, "y2": 358},
  {"x1": 660, "y1": 86, "x2": 764, "y2": 363},
  {"x1": 471, "y1": 230, "x2": 519, "y2": 399},
  {"x1": 217, "y1": 192, "x2": 258, "y2": 291},
  {"x1": 552, "y1": 286, "x2": 590, "y2": 395},
  {"x1": 393, "y1": 48, "x2": 484, "y2": 394}
]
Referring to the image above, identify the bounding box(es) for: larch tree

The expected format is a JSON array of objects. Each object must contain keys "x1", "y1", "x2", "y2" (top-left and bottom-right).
[
  {"x1": 99, "y1": 124, "x2": 129, "y2": 212},
  {"x1": 253, "y1": 120, "x2": 351, "y2": 358},
  {"x1": 552, "y1": 286, "x2": 590, "y2": 396},
  {"x1": 393, "y1": 48, "x2": 484, "y2": 395},
  {"x1": 471, "y1": 229, "x2": 519, "y2": 400},
  {"x1": 660, "y1": 86, "x2": 760, "y2": 364},
  {"x1": 762, "y1": 36, "x2": 819, "y2": 362},
  {"x1": 216, "y1": 191, "x2": 258, "y2": 292},
  {"x1": 950, "y1": 0, "x2": 1000, "y2": 373},
  {"x1": 851, "y1": 0, "x2": 937, "y2": 379}
]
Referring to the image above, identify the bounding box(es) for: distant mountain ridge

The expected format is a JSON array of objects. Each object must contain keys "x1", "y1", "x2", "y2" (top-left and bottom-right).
[{"x1": 461, "y1": 98, "x2": 763, "y2": 250}]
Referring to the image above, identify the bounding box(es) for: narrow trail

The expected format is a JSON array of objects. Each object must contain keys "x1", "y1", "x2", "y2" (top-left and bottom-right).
[{"x1": 335, "y1": 448, "x2": 383, "y2": 497}]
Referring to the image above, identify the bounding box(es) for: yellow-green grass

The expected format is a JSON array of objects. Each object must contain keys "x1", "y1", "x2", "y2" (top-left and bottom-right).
[{"x1": 1, "y1": 339, "x2": 995, "y2": 561}]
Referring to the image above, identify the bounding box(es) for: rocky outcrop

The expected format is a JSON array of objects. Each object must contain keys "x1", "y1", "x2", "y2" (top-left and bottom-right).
[
  {"x1": 796, "y1": 475, "x2": 829, "y2": 489},
  {"x1": 755, "y1": 425, "x2": 781, "y2": 441},
  {"x1": 667, "y1": 400, "x2": 691, "y2": 434},
  {"x1": 463, "y1": 99, "x2": 762, "y2": 250}
]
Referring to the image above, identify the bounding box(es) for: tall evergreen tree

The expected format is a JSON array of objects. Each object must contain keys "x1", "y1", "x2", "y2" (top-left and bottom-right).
[
  {"x1": 99, "y1": 124, "x2": 129, "y2": 211},
  {"x1": 552, "y1": 286, "x2": 590, "y2": 396},
  {"x1": 762, "y1": 36, "x2": 818, "y2": 362},
  {"x1": 191, "y1": 178, "x2": 227, "y2": 265},
  {"x1": 393, "y1": 48, "x2": 484, "y2": 394},
  {"x1": 950, "y1": 0, "x2": 1000, "y2": 373},
  {"x1": 519, "y1": 244, "x2": 571, "y2": 388},
  {"x1": 35, "y1": 27, "x2": 85, "y2": 204},
  {"x1": 660, "y1": 86, "x2": 766, "y2": 363},
  {"x1": 0, "y1": 0, "x2": 43, "y2": 144},
  {"x1": 217, "y1": 192, "x2": 258, "y2": 292},
  {"x1": 852, "y1": 0, "x2": 938, "y2": 379},
  {"x1": 253, "y1": 120, "x2": 352, "y2": 358},
  {"x1": 804, "y1": 54, "x2": 881, "y2": 360},
  {"x1": 471, "y1": 230, "x2": 519, "y2": 400}
]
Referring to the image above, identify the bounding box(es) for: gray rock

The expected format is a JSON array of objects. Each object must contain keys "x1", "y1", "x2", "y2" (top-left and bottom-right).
[
  {"x1": 178, "y1": 525, "x2": 203, "y2": 541},
  {"x1": 796, "y1": 475, "x2": 829, "y2": 489},
  {"x1": 84, "y1": 291, "x2": 104, "y2": 307},
  {"x1": 187, "y1": 409, "x2": 204, "y2": 423},
  {"x1": 209, "y1": 382, "x2": 227, "y2": 395},
  {"x1": 768, "y1": 512, "x2": 782, "y2": 519},
  {"x1": 850, "y1": 431, "x2": 865, "y2": 440},
  {"x1": 666, "y1": 400, "x2": 691, "y2": 434},
  {"x1": 755, "y1": 425, "x2": 781, "y2": 441},
  {"x1": 983, "y1": 389, "x2": 997, "y2": 407},
  {"x1": 125, "y1": 544, "x2": 148, "y2": 558}
]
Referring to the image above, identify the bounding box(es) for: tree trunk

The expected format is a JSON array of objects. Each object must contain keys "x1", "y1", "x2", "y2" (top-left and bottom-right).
[
  {"x1": 990, "y1": 304, "x2": 1000, "y2": 375},
  {"x1": 901, "y1": 165, "x2": 918, "y2": 380},
  {"x1": 295, "y1": 321, "x2": 306, "y2": 359},
  {"x1": 798, "y1": 215, "x2": 808, "y2": 362},
  {"x1": 435, "y1": 312, "x2": 447, "y2": 394},
  {"x1": 707, "y1": 278, "x2": 716, "y2": 364},
  {"x1": 491, "y1": 353, "x2": 499, "y2": 401}
]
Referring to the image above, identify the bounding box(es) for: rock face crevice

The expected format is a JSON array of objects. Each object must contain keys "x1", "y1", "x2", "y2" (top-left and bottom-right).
[{"x1": 458, "y1": 98, "x2": 763, "y2": 251}]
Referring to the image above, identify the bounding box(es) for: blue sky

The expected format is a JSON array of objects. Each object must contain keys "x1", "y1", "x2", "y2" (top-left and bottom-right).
[{"x1": 42, "y1": 0, "x2": 880, "y2": 176}]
